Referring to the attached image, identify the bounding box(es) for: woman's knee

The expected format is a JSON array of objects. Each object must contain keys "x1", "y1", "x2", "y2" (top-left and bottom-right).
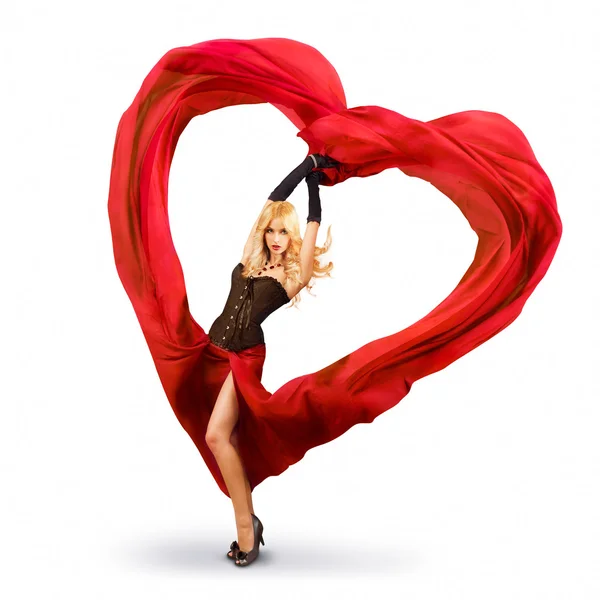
[
  {"x1": 205, "y1": 427, "x2": 227, "y2": 450},
  {"x1": 205, "y1": 417, "x2": 237, "y2": 447}
]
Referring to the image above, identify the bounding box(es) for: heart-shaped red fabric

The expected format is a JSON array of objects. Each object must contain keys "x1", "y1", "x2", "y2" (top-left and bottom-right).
[{"x1": 108, "y1": 38, "x2": 562, "y2": 496}]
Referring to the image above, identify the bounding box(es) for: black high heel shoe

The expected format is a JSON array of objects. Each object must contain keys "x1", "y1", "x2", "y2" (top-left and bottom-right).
[{"x1": 234, "y1": 514, "x2": 265, "y2": 567}]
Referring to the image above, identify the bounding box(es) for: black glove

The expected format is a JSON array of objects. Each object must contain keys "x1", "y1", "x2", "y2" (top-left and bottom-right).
[
  {"x1": 305, "y1": 170, "x2": 324, "y2": 224},
  {"x1": 269, "y1": 154, "x2": 339, "y2": 202},
  {"x1": 313, "y1": 154, "x2": 340, "y2": 169}
]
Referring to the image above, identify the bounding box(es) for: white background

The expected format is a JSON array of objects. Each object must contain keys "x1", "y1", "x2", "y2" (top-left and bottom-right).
[{"x1": 2, "y1": 0, "x2": 598, "y2": 597}]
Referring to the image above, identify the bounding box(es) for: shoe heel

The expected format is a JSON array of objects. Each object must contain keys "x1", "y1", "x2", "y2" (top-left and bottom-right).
[{"x1": 260, "y1": 534, "x2": 265, "y2": 546}]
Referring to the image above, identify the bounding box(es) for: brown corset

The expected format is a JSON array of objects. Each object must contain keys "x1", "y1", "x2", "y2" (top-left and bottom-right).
[{"x1": 208, "y1": 262, "x2": 290, "y2": 351}]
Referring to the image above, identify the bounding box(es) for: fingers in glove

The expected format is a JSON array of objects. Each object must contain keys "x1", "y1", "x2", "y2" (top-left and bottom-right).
[
  {"x1": 313, "y1": 154, "x2": 341, "y2": 169},
  {"x1": 306, "y1": 171, "x2": 325, "y2": 185}
]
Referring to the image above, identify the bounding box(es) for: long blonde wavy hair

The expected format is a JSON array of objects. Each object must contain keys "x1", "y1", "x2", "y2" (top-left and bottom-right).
[{"x1": 241, "y1": 201, "x2": 333, "y2": 309}]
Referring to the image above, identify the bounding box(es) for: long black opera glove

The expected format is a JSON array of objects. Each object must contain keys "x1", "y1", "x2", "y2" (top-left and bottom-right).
[
  {"x1": 268, "y1": 155, "x2": 317, "y2": 202},
  {"x1": 305, "y1": 171, "x2": 323, "y2": 224},
  {"x1": 269, "y1": 154, "x2": 340, "y2": 202}
]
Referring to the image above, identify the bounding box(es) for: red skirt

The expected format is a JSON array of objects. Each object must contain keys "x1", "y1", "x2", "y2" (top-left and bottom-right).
[
  {"x1": 195, "y1": 340, "x2": 272, "y2": 496},
  {"x1": 108, "y1": 37, "x2": 562, "y2": 498},
  {"x1": 176, "y1": 336, "x2": 367, "y2": 497}
]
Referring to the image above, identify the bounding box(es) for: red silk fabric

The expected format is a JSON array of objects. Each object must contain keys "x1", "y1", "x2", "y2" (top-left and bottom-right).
[{"x1": 107, "y1": 38, "x2": 562, "y2": 497}]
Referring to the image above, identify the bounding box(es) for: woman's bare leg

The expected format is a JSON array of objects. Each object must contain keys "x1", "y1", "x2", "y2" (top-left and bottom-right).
[
  {"x1": 230, "y1": 429, "x2": 254, "y2": 515},
  {"x1": 206, "y1": 371, "x2": 255, "y2": 553}
]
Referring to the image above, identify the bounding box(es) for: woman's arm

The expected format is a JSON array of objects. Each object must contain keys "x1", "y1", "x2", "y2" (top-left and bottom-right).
[
  {"x1": 299, "y1": 221, "x2": 319, "y2": 284},
  {"x1": 241, "y1": 199, "x2": 274, "y2": 264},
  {"x1": 298, "y1": 170, "x2": 323, "y2": 282}
]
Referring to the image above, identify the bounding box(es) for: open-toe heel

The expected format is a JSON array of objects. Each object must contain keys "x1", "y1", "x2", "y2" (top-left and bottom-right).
[
  {"x1": 234, "y1": 514, "x2": 264, "y2": 567},
  {"x1": 226, "y1": 540, "x2": 239, "y2": 560}
]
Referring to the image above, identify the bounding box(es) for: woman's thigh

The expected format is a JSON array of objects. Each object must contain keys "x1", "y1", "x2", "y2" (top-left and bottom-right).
[{"x1": 206, "y1": 370, "x2": 239, "y2": 445}]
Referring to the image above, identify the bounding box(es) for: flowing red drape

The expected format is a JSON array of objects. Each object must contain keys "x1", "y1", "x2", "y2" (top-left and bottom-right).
[{"x1": 107, "y1": 37, "x2": 562, "y2": 497}]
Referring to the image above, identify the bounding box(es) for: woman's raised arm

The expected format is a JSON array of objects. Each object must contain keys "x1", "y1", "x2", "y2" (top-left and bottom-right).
[
  {"x1": 299, "y1": 171, "x2": 323, "y2": 283},
  {"x1": 299, "y1": 221, "x2": 320, "y2": 284}
]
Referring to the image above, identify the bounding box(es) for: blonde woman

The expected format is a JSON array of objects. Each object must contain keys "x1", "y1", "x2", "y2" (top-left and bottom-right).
[{"x1": 205, "y1": 153, "x2": 338, "y2": 567}]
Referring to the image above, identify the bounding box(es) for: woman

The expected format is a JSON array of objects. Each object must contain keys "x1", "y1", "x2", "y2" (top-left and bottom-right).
[{"x1": 204, "y1": 153, "x2": 339, "y2": 567}]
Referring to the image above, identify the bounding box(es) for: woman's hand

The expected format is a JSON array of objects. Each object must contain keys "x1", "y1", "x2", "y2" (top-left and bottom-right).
[
  {"x1": 306, "y1": 170, "x2": 325, "y2": 185},
  {"x1": 311, "y1": 154, "x2": 340, "y2": 169}
]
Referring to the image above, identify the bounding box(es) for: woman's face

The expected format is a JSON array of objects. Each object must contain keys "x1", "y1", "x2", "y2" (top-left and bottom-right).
[{"x1": 265, "y1": 218, "x2": 290, "y2": 257}]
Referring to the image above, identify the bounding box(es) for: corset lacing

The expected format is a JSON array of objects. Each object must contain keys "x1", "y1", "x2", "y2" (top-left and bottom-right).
[{"x1": 237, "y1": 276, "x2": 256, "y2": 330}]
